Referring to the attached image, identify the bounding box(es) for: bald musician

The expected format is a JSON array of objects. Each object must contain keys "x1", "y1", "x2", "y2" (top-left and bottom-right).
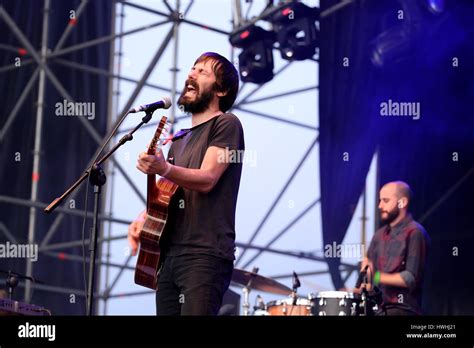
[{"x1": 358, "y1": 181, "x2": 430, "y2": 315}]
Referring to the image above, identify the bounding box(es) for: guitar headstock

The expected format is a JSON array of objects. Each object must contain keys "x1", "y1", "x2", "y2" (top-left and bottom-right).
[{"x1": 147, "y1": 116, "x2": 170, "y2": 155}]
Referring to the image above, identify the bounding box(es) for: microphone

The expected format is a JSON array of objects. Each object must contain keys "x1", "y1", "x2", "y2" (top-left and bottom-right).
[
  {"x1": 128, "y1": 97, "x2": 172, "y2": 113},
  {"x1": 355, "y1": 265, "x2": 369, "y2": 289}
]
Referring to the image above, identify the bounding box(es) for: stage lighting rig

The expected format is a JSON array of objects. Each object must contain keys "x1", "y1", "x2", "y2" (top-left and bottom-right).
[
  {"x1": 270, "y1": 2, "x2": 319, "y2": 61},
  {"x1": 230, "y1": 25, "x2": 276, "y2": 84}
]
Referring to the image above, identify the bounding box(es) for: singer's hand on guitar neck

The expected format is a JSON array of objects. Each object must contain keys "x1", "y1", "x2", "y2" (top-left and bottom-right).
[
  {"x1": 128, "y1": 210, "x2": 146, "y2": 256},
  {"x1": 136, "y1": 150, "x2": 170, "y2": 176}
]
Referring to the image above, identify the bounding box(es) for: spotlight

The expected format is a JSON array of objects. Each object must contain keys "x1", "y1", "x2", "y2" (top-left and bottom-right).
[
  {"x1": 370, "y1": 0, "x2": 448, "y2": 67},
  {"x1": 230, "y1": 25, "x2": 275, "y2": 84},
  {"x1": 271, "y1": 2, "x2": 319, "y2": 61},
  {"x1": 369, "y1": 25, "x2": 414, "y2": 68},
  {"x1": 423, "y1": 0, "x2": 445, "y2": 14}
]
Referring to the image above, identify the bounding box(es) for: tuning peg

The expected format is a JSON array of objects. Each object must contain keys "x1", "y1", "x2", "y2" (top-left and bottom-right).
[
  {"x1": 163, "y1": 134, "x2": 174, "y2": 145},
  {"x1": 165, "y1": 122, "x2": 174, "y2": 133},
  {"x1": 163, "y1": 123, "x2": 171, "y2": 132}
]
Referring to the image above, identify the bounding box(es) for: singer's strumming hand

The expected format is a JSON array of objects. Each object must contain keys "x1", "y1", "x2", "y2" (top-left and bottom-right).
[{"x1": 127, "y1": 210, "x2": 146, "y2": 256}]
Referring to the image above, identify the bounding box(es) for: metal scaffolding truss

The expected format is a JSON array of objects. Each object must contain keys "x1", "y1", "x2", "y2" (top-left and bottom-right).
[{"x1": 0, "y1": 0, "x2": 360, "y2": 314}]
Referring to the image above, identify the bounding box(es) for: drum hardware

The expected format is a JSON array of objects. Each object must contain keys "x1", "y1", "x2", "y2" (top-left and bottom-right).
[
  {"x1": 351, "y1": 301, "x2": 358, "y2": 316},
  {"x1": 231, "y1": 267, "x2": 292, "y2": 316},
  {"x1": 353, "y1": 263, "x2": 383, "y2": 316},
  {"x1": 263, "y1": 271, "x2": 311, "y2": 316},
  {"x1": 231, "y1": 268, "x2": 382, "y2": 316},
  {"x1": 356, "y1": 262, "x2": 383, "y2": 316},
  {"x1": 312, "y1": 291, "x2": 360, "y2": 316},
  {"x1": 254, "y1": 294, "x2": 266, "y2": 311},
  {"x1": 242, "y1": 267, "x2": 258, "y2": 316},
  {"x1": 359, "y1": 286, "x2": 383, "y2": 316},
  {"x1": 266, "y1": 297, "x2": 312, "y2": 316},
  {"x1": 231, "y1": 267, "x2": 292, "y2": 295},
  {"x1": 290, "y1": 271, "x2": 301, "y2": 306},
  {"x1": 252, "y1": 295, "x2": 270, "y2": 315},
  {"x1": 361, "y1": 288, "x2": 368, "y2": 315}
]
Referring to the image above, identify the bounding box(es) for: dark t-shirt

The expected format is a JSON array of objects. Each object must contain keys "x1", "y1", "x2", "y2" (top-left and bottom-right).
[{"x1": 163, "y1": 113, "x2": 245, "y2": 260}]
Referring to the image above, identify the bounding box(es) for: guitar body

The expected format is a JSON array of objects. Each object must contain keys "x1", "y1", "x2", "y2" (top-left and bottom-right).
[
  {"x1": 134, "y1": 177, "x2": 179, "y2": 290},
  {"x1": 134, "y1": 116, "x2": 180, "y2": 290}
]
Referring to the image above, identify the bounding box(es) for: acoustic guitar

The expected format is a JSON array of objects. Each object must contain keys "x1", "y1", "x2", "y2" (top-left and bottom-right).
[{"x1": 134, "y1": 116, "x2": 180, "y2": 290}]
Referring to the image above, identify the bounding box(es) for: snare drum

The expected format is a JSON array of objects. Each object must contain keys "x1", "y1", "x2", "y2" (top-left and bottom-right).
[
  {"x1": 266, "y1": 297, "x2": 312, "y2": 316},
  {"x1": 311, "y1": 291, "x2": 360, "y2": 316}
]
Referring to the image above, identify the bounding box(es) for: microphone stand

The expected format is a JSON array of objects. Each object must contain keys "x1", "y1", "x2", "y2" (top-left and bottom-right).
[{"x1": 44, "y1": 111, "x2": 156, "y2": 316}]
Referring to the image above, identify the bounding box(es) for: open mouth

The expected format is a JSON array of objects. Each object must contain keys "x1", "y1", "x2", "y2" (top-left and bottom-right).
[{"x1": 186, "y1": 84, "x2": 197, "y2": 94}]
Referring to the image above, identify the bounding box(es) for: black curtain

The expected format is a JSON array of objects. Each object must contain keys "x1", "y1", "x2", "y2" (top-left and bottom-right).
[
  {"x1": 319, "y1": 0, "x2": 386, "y2": 290},
  {"x1": 0, "y1": 0, "x2": 112, "y2": 314},
  {"x1": 319, "y1": 0, "x2": 474, "y2": 314}
]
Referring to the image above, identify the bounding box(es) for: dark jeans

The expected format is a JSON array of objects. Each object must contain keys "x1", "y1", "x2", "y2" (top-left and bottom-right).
[{"x1": 155, "y1": 254, "x2": 233, "y2": 316}]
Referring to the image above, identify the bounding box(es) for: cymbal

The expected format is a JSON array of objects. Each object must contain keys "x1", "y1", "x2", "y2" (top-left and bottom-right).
[{"x1": 231, "y1": 268, "x2": 292, "y2": 295}]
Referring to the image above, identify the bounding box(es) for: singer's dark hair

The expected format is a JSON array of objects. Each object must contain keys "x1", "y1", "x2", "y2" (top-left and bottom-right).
[{"x1": 194, "y1": 52, "x2": 239, "y2": 112}]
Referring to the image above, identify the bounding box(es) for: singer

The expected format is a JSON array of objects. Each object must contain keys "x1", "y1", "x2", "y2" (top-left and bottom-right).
[
  {"x1": 357, "y1": 181, "x2": 430, "y2": 315},
  {"x1": 127, "y1": 52, "x2": 244, "y2": 315}
]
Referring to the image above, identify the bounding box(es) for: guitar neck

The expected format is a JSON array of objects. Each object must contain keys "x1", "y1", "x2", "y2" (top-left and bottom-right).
[
  {"x1": 147, "y1": 173, "x2": 157, "y2": 207},
  {"x1": 145, "y1": 116, "x2": 167, "y2": 207}
]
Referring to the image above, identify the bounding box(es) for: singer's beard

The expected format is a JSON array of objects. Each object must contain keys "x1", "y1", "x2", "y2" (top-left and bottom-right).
[{"x1": 177, "y1": 82, "x2": 216, "y2": 114}]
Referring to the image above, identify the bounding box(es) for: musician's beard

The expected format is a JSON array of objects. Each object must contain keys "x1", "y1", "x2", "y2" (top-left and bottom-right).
[
  {"x1": 380, "y1": 206, "x2": 400, "y2": 225},
  {"x1": 177, "y1": 81, "x2": 216, "y2": 114}
]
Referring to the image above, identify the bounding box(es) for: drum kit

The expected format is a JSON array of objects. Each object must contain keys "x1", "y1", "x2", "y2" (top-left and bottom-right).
[{"x1": 231, "y1": 268, "x2": 381, "y2": 316}]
